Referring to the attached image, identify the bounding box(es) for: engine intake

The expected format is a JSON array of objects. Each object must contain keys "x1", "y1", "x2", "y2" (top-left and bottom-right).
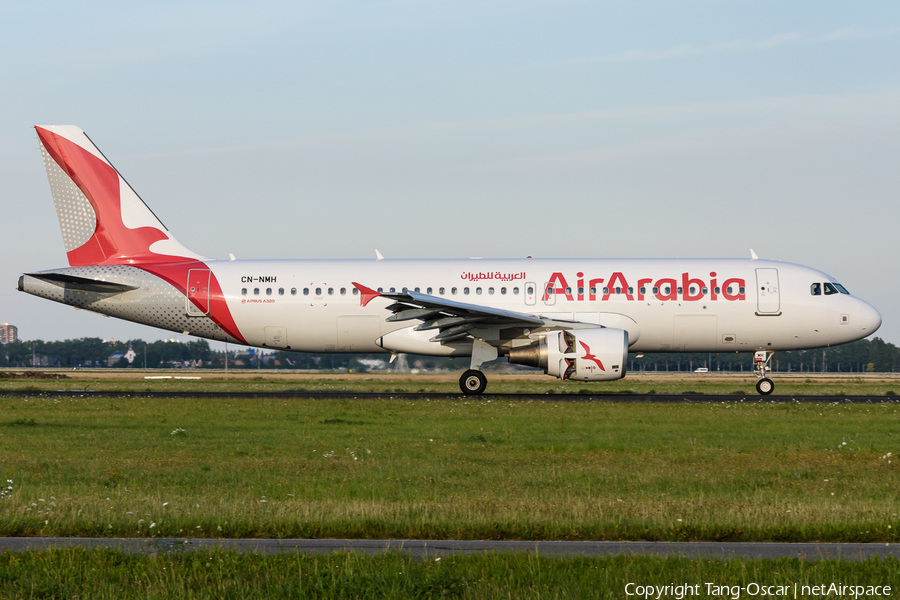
[{"x1": 508, "y1": 328, "x2": 628, "y2": 381}]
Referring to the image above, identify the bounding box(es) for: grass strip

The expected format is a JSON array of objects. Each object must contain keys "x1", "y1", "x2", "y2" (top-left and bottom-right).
[
  {"x1": 1, "y1": 396, "x2": 898, "y2": 541},
  {"x1": 0, "y1": 548, "x2": 896, "y2": 599}
]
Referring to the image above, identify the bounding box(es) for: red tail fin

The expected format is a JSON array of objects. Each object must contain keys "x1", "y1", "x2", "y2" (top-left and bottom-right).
[{"x1": 36, "y1": 125, "x2": 203, "y2": 266}]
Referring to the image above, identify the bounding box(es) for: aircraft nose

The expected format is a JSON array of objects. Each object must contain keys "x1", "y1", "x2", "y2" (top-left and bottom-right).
[{"x1": 858, "y1": 299, "x2": 882, "y2": 336}]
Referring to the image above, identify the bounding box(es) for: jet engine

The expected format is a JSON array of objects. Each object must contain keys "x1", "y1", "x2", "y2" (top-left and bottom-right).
[{"x1": 508, "y1": 328, "x2": 628, "y2": 381}]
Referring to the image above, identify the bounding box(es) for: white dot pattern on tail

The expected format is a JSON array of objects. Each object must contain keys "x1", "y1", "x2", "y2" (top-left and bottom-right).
[{"x1": 41, "y1": 143, "x2": 97, "y2": 252}]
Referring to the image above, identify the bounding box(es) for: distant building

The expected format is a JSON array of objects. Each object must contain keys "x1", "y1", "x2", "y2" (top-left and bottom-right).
[
  {"x1": 0, "y1": 323, "x2": 17, "y2": 344},
  {"x1": 108, "y1": 344, "x2": 137, "y2": 367}
]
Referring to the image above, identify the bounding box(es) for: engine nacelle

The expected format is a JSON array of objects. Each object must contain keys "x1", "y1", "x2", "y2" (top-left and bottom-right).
[{"x1": 508, "y1": 328, "x2": 628, "y2": 381}]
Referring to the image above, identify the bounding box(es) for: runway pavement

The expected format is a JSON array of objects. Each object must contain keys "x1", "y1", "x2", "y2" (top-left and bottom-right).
[
  {"x1": 0, "y1": 390, "x2": 896, "y2": 403},
  {"x1": 0, "y1": 538, "x2": 896, "y2": 560}
]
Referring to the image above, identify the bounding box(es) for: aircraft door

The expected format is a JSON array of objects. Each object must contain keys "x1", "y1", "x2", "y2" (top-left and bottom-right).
[
  {"x1": 543, "y1": 282, "x2": 556, "y2": 306},
  {"x1": 525, "y1": 282, "x2": 536, "y2": 306},
  {"x1": 756, "y1": 268, "x2": 780, "y2": 315},
  {"x1": 186, "y1": 269, "x2": 211, "y2": 316}
]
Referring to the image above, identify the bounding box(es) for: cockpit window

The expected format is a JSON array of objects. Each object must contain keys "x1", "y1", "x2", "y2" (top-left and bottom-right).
[
  {"x1": 823, "y1": 282, "x2": 839, "y2": 295},
  {"x1": 834, "y1": 283, "x2": 849, "y2": 294},
  {"x1": 810, "y1": 283, "x2": 821, "y2": 296}
]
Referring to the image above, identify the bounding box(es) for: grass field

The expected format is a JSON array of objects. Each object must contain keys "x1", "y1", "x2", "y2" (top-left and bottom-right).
[
  {"x1": 0, "y1": 549, "x2": 896, "y2": 599},
  {"x1": 1, "y1": 391, "x2": 898, "y2": 542},
  {"x1": 2, "y1": 369, "x2": 900, "y2": 396}
]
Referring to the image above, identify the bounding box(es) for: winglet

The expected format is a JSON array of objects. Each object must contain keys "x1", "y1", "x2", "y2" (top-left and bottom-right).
[{"x1": 352, "y1": 282, "x2": 381, "y2": 307}]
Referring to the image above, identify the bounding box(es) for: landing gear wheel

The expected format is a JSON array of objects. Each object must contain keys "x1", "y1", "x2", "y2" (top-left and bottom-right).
[
  {"x1": 460, "y1": 370, "x2": 488, "y2": 395},
  {"x1": 756, "y1": 378, "x2": 774, "y2": 396}
]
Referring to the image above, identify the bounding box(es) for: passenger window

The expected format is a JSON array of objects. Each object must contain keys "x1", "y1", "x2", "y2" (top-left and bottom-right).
[
  {"x1": 426, "y1": 287, "x2": 432, "y2": 294},
  {"x1": 241, "y1": 288, "x2": 247, "y2": 296},
  {"x1": 377, "y1": 287, "x2": 383, "y2": 293},
  {"x1": 546, "y1": 286, "x2": 554, "y2": 295},
  {"x1": 714, "y1": 287, "x2": 720, "y2": 295},
  {"x1": 254, "y1": 288, "x2": 260, "y2": 295},
  {"x1": 739, "y1": 286, "x2": 745, "y2": 295},
  {"x1": 627, "y1": 287, "x2": 633, "y2": 295},
  {"x1": 590, "y1": 286, "x2": 597, "y2": 295},
  {"x1": 615, "y1": 287, "x2": 621, "y2": 295},
  {"x1": 266, "y1": 288, "x2": 272, "y2": 296},
  {"x1": 390, "y1": 287, "x2": 396, "y2": 293},
  {"x1": 578, "y1": 286, "x2": 584, "y2": 295},
  {"x1": 652, "y1": 287, "x2": 659, "y2": 294},
  {"x1": 414, "y1": 287, "x2": 420, "y2": 293},
  {"x1": 500, "y1": 287, "x2": 506, "y2": 295},
  {"x1": 315, "y1": 288, "x2": 322, "y2": 296},
  {"x1": 488, "y1": 287, "x2": 494, "y2": 294},
  {"x1": 464, "y1": 287, "x2": 470, "y2": 295},
  {"x1": 451, "y1": 287, "x2": 457, "y2": 295},
  {"x1": 603, "y1": 287, "x2": 609, "y2": 294},
  {"x1": 726, "y1": 286, "x2": 733, "y2": 295},
  {"x1": 639, "y1": 287, "x2": 645, "y2": 295},
  {"x1": 811, "y1": 283, "x2": 821, "y2": 296},
  {"x1": 824, "y1": 282, "x2": 839, "y2": 295},
  {"x1": 524, "y1": 287, "x2": 531, "y2": 295},
  {"x1": 701, "y1": 287, "x2": 707, "y2": 294},
  {"x1": 439, "y1": 287, "x2": 445, "y2": 295},
  {"x1": 513, "y1": 287, "x2": 520, "y2": 295},
  {"x1": 352, "y1": 288, "x2": 359, "y2": 295},
  {"x1": 402, "y1": 287, "x2": 408, "y2": 293},
  {"x1": 476, "y1": 287, "x2": 482, "y2": 295},
  {"x1": 677, "y1": 287, "x2": 683, "y2": 294},
  {"x1": 565, "y1": 287, "x2": 572, "y2": 295},
  {"x1": 340, "y1": 288, "x2": 346, "y2": 295},
  {"x1": 689, "y1": 286, "x2": 696, "y2": 294},
  {"x1": 328, "y1": 288, "x2": 334, "y2": 295},
  {"x1": 291, "y1": 288, "x2": 297, "y2": 295},
  {"x1": 303, "y1": 288, "x2": 309, "y2": 295}
]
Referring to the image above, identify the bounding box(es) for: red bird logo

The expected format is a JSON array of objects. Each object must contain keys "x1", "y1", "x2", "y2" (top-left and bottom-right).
[{"x1": 579, "y1": 341, "x2": 605, "y2": 371}]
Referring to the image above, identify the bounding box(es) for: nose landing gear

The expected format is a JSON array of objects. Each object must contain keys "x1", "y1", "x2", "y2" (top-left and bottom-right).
[{"x1": 754, "y1": 350, "x2": 775, "y2": 395}]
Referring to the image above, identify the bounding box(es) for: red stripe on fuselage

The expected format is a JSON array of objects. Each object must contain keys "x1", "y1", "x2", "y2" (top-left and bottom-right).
[{"x1": 137, "y1": 262, "x2": 248, "y2": 345}]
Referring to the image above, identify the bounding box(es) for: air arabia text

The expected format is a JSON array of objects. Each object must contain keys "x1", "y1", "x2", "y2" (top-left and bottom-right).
[
  {"x1": 461, "y1": 271, "x2": 526, "y2": 282},
  {"x1": 542, "y1": 272, "x2": 746, "y2": 303}
]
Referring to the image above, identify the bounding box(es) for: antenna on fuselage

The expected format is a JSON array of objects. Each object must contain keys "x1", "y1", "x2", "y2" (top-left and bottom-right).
[
  {"x1": 375, "y1": 249, "x2": 384, "y2": 261},
  {"x1": 750, "y1": 249, "x2": 759, "y2": 260}
]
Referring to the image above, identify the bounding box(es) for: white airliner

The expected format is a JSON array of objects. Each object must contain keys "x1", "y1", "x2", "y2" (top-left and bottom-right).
[{"x1": 19, "y1": 125, "x2": 882, "y2": 395}]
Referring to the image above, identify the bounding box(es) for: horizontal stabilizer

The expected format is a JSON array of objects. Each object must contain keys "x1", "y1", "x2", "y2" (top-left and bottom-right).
[{"x1": 23, "y1": 272, "x2": 139, "y2": 294}]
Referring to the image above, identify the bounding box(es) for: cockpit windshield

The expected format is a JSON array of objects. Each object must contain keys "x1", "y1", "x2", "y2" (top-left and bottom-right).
[{"x1": 812, "y1": 282, "x2": 850, "y2": 296}]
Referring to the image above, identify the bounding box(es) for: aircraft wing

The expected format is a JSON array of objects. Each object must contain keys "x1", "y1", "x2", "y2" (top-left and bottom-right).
[{"x1": 353, "y1": 282, "x2": 578, "y2": 343}]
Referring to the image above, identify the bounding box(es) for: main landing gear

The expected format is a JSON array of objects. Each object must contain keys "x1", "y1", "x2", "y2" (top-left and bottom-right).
[
  {"x1": 754, "y1": 350, "x2": 775, "y2": 395},
  {"x1": 460, "y1": 370, "x2": 488, "y2": 395},
  {"x1": 459, "y1": 339, "x2": 497, "y2": 395}
]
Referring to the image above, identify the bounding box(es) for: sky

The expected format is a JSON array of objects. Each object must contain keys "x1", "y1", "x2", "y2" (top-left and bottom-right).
[{"x1": 1, "y1": 0, "x2": 899, "y2": 346}]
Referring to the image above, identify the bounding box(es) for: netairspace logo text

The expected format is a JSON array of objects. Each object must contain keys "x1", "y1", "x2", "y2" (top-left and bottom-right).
[{"x1": 625, "y1": 582, "x2": 892, "y2": 599}]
